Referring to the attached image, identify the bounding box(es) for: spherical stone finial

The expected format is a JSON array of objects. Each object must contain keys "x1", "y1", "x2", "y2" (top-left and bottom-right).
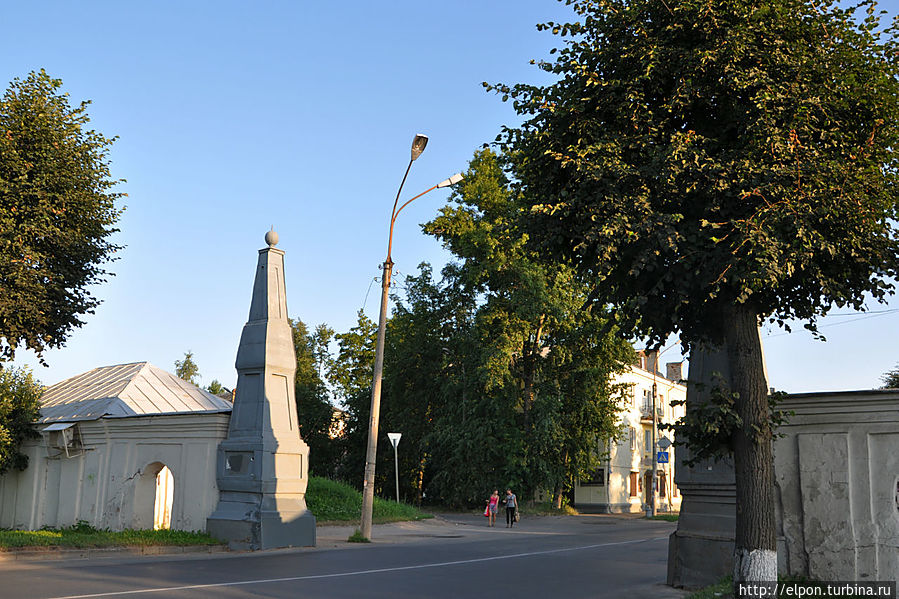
[{"x1": 265, "y1": 226, "x2": 279, "y2": 247}]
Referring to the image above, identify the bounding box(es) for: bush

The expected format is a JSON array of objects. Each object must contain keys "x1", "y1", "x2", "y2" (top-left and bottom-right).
[{"x1": 0, "y1": 366, "x2": 42, "y2": 474}]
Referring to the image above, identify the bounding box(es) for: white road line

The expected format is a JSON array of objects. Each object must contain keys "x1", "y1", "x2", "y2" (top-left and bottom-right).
[{"x1": 45, "y1": 536, "x2": 668, "y2": 599}]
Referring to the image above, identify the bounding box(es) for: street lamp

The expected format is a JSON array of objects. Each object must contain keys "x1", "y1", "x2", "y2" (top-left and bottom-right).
[
  {"x1": 387, "y1": 432, "x2": 402, "y2": 503},
  {"x1": 359, "y1": 134, "x2": 463, "y2": 541}
]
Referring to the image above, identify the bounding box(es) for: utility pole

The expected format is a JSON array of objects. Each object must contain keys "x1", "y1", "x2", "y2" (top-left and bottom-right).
[{"x1": 651, "y1": 381, "x2": 658, "y2": 517}]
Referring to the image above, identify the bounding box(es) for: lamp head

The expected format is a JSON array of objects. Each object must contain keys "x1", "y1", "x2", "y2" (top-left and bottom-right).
[
  {"x1": 411, "y1": 134, "x2": 428, "y2": 161},
  {"x1": 436, "y1": 172, "x2": 464, "y2": 188}
]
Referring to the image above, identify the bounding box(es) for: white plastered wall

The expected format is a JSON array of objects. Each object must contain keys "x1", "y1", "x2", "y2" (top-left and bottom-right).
[{"x1": 0, "y1": 413, "x2": 229, "y2": 532}]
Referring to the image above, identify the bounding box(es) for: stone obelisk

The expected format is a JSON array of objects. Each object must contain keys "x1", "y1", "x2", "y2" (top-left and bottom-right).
[{"x1": 207, "y1": 229, "x2": 316, "y2": 549}]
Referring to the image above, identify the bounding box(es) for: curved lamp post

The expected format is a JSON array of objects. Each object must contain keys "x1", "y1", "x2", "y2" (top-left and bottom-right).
[{"x1": 360, "y1": 134, "x2": 463, "y2": 540}]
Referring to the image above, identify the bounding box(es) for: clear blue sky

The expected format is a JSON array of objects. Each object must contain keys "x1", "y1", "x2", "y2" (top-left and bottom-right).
[{"x1": 5, "y1": 0, "x2": 899, "y2": 394}]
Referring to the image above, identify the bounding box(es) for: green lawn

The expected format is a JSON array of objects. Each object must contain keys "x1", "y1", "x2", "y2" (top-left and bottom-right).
[
  {"x1": 0, "y1": 522, "x2": 220, "y2": 550},
  {"x1": 305, "y1": 476, "x2": 432, "y2": 524},
  {"x1": 649, "y1": 513, "x2": 679, "y2": 522}
]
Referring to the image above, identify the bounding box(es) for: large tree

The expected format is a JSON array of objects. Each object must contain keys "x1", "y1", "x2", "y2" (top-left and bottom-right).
[
  {"x1": 493, "y1": 0, "x2": 899, "y2": 585},
  {"x1": 0, "y1": 70, "x2": 123, "y2": 362},
  {"x1": 421, "y1": 149, "x2": 633, "y2": 507},
  {"x1": 381, "y1": 262, "x2": 487, "y2": 506},
  {"x1": 290, "y1": 318, "x2": 339, "y2": 475},
  {"x1": 174, "y1": 351, "x2": 200, "y2": 385},
  {"x1": 327, "y1": 310, "x2": 378, "y2": 483}
]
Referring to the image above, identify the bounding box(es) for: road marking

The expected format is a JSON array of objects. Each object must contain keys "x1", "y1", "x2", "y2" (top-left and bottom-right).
[{"x1": 45, "y1": 536, "x2": 668, "y2": 599}]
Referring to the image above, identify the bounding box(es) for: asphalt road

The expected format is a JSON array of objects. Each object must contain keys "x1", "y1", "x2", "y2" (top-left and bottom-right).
[{"x1": 0, "y1": 513, "x2": 688, "y2": 599}]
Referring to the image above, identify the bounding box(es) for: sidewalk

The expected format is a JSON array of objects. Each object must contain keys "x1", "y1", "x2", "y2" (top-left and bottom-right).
[{"x1": 315, "y1": 515, "x2": 467, "y2": 548}]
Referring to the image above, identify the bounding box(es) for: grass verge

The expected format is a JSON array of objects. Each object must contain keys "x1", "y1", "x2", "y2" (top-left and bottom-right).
[
  {"x1": 305, "y1": 476, "x2": 432, "y2": 524},
  {"x1": 686, "y1": 578, "x2": 732, "y2": 599},
  {"x1": 649, "y1": 513, "x2": 679, "y2": 522},
  {"x1": 0, "y1": 522, "x2": 219, "y2": 550},
  {"x1": 522, "y1": 502, "x2": 580, "y2": 516},
  {"x1": 346, "y1": 530, "x2": 371, "y2": 543},
  {"x1": 687, "y1": 576, "x2": 824, "y2": 598}
]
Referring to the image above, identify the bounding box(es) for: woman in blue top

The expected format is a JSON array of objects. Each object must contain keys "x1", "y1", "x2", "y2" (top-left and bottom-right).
[{"x1": 503, "y1": 489, "x2": 518, "y2": 528}]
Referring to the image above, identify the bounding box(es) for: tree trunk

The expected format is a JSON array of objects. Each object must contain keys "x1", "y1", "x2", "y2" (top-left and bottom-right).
[
  {"x1": 416, "y1": 455, "x2": 426, "y2": 506},
  {"x1": 723, "y1": 304, "x2": 777, "y2": 593},
  {"x1": 553, "y1": 449, "x2": 569, "y2": 510}
]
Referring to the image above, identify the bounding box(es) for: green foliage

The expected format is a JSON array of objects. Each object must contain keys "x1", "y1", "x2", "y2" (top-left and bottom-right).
[
  {"x1": 649, "y1": 514, "x2": 680, "y2": 522},
  {"x1": 686, "y1": 578, "x2": 734, "y2": 599},
  {"x1": 174, "y1": 351, "x2": 200, "y2": 385},
  {"x1": 881, "y1": 364, "x2": 899, "y2": 389},
  {"x1": 0, "y1": 70, "x2": 123, "y2": 362},
  {"x1": 347, "y1": 530, "x2": 370, "y2": 543},
  {"x1": 0, "y1": 366, "x2": 42, "y2": 474},
  {"x1": 663, "y1": 380, "x2": 793, "y2": 465},
  {"x1": 304, "y1": 476, "x2": 430, "y2": 523},
  {"x1": 290, "y1": 318, "x2": 340, "y2": 475},
  {"x1": 206, "y1": 380, "x2": 226, "y2": 396},
  {"x1": 492, "y1": 0, "x2": 899, "y2": 351},
  {"x1": 375, "y1": 149, "x2": 633, "y2": 508},
  {"x1": 327, "y1": 311, "x2": 377, "y2": 483}
]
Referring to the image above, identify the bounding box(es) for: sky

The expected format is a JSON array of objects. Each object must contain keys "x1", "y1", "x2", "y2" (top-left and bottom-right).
[{"x1": 4, "y1": 0, "x2": 899, "y2": 394}]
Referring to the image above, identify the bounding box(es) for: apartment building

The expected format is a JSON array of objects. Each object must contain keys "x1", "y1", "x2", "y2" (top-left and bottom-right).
[{"x1": 573, "y1": 350, "x2": 687, "y2": 513}]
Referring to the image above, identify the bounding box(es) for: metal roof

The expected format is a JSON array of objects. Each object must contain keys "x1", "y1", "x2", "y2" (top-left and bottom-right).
[{"x1": 39, "y1": 362, "x2": 233, "y2": 423}]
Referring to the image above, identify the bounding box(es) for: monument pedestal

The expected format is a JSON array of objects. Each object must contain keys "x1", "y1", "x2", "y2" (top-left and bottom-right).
[{"x1": 667, "y1": 345, "x2": 736, "y2": 588}]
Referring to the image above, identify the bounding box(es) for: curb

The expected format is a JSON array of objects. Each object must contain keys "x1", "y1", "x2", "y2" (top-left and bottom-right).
[{"x1": 0, "y1": 544, "x2": 229, "y2": 562}]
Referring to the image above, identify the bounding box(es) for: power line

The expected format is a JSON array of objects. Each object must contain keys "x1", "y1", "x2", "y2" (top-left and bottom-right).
[{"x1": 764, "y1": 308, "x2": 899, "y2": 339}]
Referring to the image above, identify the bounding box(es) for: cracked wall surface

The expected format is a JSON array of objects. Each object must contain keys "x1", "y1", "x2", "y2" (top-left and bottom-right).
[{"x1": 774, "y1": 391, "x2": 899, "y2": 581}]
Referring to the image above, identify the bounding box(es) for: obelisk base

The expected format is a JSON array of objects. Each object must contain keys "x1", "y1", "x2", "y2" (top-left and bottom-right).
[{"x1": 207, "y1": 494, "x2": 316, "y2": 550}]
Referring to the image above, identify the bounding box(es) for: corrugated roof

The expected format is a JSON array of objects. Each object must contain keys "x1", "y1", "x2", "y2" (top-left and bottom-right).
[{"x1": 39, "y1": 362, "x2": 232, "y2": 423}]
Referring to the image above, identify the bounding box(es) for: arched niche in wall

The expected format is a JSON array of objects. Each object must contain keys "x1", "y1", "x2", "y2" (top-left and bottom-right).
[{"x1": 132, "y1": 461, "x2": 175, "y2": 530}]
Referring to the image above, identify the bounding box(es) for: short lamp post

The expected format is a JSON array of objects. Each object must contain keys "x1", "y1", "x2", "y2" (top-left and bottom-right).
[
  {"x1": 359, "y1": 134, "x2": 463, "y2": 541},
  {"x1": 387, "y1": 432, "x2": 402, "y2": 503}
]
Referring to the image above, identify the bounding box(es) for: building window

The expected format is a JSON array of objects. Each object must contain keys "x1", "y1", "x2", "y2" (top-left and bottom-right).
[
  {"x1": 629, "y1": 472, "x2": 639, "y2": 497},
  {"x1": 644, "y1": 428, "x2": 652, "y2": 455},
  {"x1": 629, "y1": 428, "x2": 637, "y2": 451},
  {"x1": 659, "y1": 473, "x2": 667, "y2": 498},
  {"x1": 582, "y1": 468, "x2": 605, "y2": 487}
]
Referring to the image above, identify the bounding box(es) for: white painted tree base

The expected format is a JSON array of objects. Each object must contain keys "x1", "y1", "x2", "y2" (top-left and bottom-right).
[{"x1": 734, "y1": 547, "x2": 777, "y2": 594}]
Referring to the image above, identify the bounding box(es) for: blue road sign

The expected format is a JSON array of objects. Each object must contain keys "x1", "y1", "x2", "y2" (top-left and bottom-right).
[{"x1": 657, "y1": 451, "x2": 669, "y2": 463}]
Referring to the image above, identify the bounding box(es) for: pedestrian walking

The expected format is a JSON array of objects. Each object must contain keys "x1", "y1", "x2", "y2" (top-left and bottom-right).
[
  {"x1": 486, "y1": 489, "x2": 500, "y2": 527},
  {"x1": 503, "y1": 488, "x2": 518, "y2": 528}
]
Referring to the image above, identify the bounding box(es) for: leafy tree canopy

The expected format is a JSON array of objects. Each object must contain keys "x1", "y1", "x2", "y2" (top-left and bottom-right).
[
  {"x1": 882, "y1": 364, "x2": 899, "y2": 389},
  {"x1": 0, "y1": 70, "x2": 123, "y2": 361},
  {"x1": 494, "y1": 0, "x2": 899, "y2": 350},
  {"x1": 0, "y1": 366, "x2": 42, "y2": 474},
  {"x1": 174, "y1": 351, "x2": 200, "y2": 385},
  {"x1": 290, "y1": 318, "x2": 339, "y2": 475},
  {"x1": 206, "y1": 380, "x2": 227, "y2": 397}
]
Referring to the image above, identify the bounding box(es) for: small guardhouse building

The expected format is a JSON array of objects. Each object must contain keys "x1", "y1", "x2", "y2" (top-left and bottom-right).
[{"x1": 0, "y1": 362, "x2": 232, "y2": 532}]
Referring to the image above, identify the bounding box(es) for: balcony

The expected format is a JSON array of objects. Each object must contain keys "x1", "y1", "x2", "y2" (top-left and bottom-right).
[{"x1": 640, "y1": 406, "x2": 664, "y2": 422}]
